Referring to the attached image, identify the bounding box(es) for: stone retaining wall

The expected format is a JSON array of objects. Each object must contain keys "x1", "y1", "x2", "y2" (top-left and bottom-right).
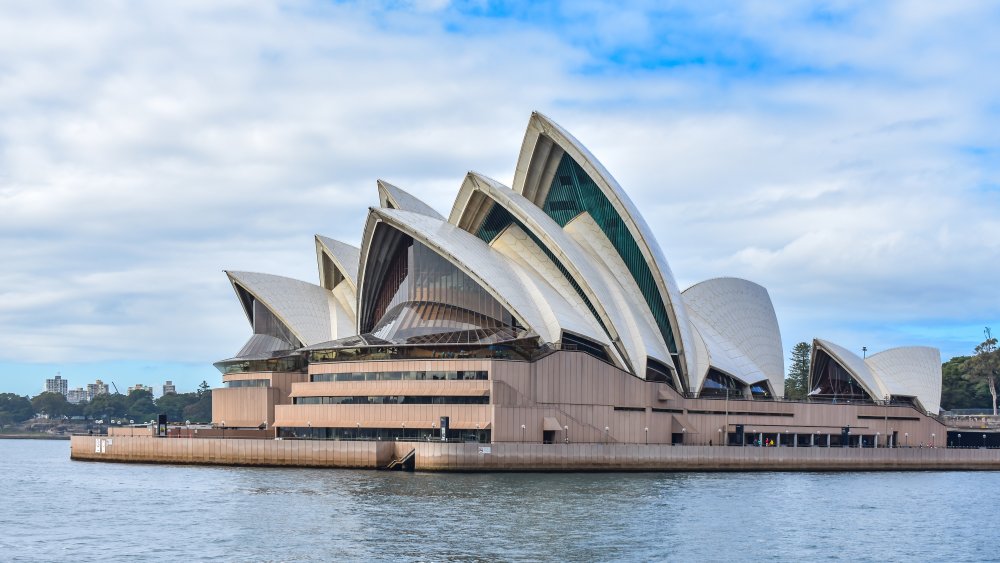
[
  {"x1": 71, "y1": 435, "x2": 392, "y2": 468},
  {"x1": 70, "y1": 436, "x2": 1000, "y2": 471}
]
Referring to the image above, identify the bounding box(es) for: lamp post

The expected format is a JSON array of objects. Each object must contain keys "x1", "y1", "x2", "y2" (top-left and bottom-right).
[
  {"x1": 905, "y1": 432, "x2": 909, "y2": 447},
  {"x1": 862, "y1": 346, "x2": 867, "y2": 359},
  {"x1": 783, "y1": 429, "x2": 789, "y2": 448},
  {"x1": 356, "y1": 422, "x2": 361, "y2": 440},
  {"x1": 604, "y1": 426, "x2": 610, "y2": 444},
  {"x1": 958, "y1": 433, "x2": 962, "y2": 448},
  {"x1": 401, "y1": 422, "x2": 406, "y2": 441},
  {"x1": 645, "y1": 427, "x2": 649, "y2": 445},
  {"x1": 521, "y1": 424, "x2": 526, "y2": 443},
  {"x1": 931, "y1": 433, "x2": 935, "y2": 447},
  {"x1": 221, "y1": 420, "x2": 225, "y2": 439},
  {"x1": 984, "y1": 434, "x2": 988, "y2": 448},
  {"x1": 875, "y1": 432, "x2": 880, "y2": 449},
  {"x1": 718, "y1": 428, "x2": 723, "y2": 447},
  {"x1": 681, "y1": 427, "x2": 686, "y2": 445},
  {"x1": 564, "y1": 425, "x2": 569, "y2": 444}
]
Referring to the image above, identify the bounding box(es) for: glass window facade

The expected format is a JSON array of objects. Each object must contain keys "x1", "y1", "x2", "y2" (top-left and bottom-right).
[
  {"x1": 293, "y1": 395, "x2": 489, "y2": 405},
  {"x1": 560, "y1": 332, "x2": 611, "y2": 364},
  {"x1": 215, "y1": 355, "x2": 304, "y2": 375},
  {"x1": 700, "y1": 369, "x2": 747, "y2": 398},
  {"x1": 810, "y1": 350, "x2": 872, "y2": 401},
  {"x1": 278, "y1": 427, "x2": 490, "y2": 443},
  {"x1": 542, "y1": 152, "x2": 678, "y2": 354},
  {"x1": 359, "y1": 226, "x2": 523, "y2": 345},
  {"x1": 645, "y1": 357, "x2": 677, "y2": 390},
  {"x1": 224, "y1": 379, "x2": 270, "y2": 388},
  {"x1": 311, "y1": 370, "x2": 488, "y2": 382},
  {"x1": 308, "y1": 341, "x2": 542, "y2": 363}
]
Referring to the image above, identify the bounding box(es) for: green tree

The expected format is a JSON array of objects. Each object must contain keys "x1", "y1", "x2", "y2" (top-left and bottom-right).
[
  {"x1": 84, "y1": 393, "x2": 128, "y2": 420},
  {"x1": 963, "y1": 330, "x2": 1000, "y2": 415},
  {"x1": 784, "y1": 342, "x2": 811, "y2": 400},
  {"x1": 156, "y1": 392, "x2": 200, "y2": 422},
  {"x1": 31, "y1": 391, "x2": 73, "y2": 418},
  {"x1": 0, "y1": 393, "x2": 35, "y2": 429},
  {"x1": 121, "y1": 389, "x2": 157, "y2": 423},
  {"x1": 197, "y1": 380, "x2": 211, "y2": 397},
  {"x1": 183, "y1": 390, "x2": 212, "y2": 422}
]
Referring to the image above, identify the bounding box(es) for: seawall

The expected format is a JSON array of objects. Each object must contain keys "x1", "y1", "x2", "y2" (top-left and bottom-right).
[{"x1": 70, "y1": 435, "x2": 1000, "y2": 471}]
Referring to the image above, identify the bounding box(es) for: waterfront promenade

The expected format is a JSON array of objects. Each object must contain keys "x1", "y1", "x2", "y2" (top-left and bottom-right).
[{"x1": 71, "y1": 435, "x2": 1000, "y2": 471}]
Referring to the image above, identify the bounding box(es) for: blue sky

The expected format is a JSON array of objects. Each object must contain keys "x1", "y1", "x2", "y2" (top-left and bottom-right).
[{"x1": 1, "y1": 1, "x2": 998, "y2": 396}]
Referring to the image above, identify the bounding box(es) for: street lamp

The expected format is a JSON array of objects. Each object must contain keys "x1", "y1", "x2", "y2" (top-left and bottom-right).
[
  {"x1": 958, "y1": 433, "x2": 962, "y2": 448},
  {"x1": 521, "y1": 424, "x2": 526, "y2": 442},
  {"x1": 718, "y1": 428, "x2": 723, "y2": 447},
  {"x1": 876, "y1": 432, "x2": 880, "y2": 449},
  {"x1": 681, "y1": 427, "x2": 686, "y2": 445},
  {"x1": 356, "y1": 422, "x2": 361, "y2": 440},
  {"x1": 564, "y1": 425, "x2": 569, "y2": 444},
  {"x1": 645, "y1": 426, "x2": 649, "y2": 445},
  {"x1": 221, "y1": 420, "x2": 226, "y2": 439},
  {"x1": 905, "y1": 432, "x2": 909, "y2": 447},
  {"x1": 605, "y1": 426, "x2": 610, "y2": 444},
  {"x1": 931, "y1": 433, "x2": 935, "y2": 447}
]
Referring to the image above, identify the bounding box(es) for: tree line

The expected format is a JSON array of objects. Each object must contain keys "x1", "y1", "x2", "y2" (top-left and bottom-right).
[
  {"x1": 0, "y1": 381, "x2": 213, "y2": 430},
  {"x1": 781, "y1": 332, "x2": 1000, "y2": 414}
]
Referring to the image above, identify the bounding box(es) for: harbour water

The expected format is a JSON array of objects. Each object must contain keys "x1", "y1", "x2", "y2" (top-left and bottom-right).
[{"x1": 2, "y1": 440, "x2": 998, "y2": 562}]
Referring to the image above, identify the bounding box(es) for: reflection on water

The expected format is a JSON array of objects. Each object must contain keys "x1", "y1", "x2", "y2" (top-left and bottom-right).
[{"x1": 1, "y1": 440, "x2": 998, "y2": 562}]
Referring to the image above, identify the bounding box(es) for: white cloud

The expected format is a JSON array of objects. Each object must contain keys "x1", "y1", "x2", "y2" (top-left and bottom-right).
[{"x1": 1, "y1": 1, "x2": 998, "y2": 395}]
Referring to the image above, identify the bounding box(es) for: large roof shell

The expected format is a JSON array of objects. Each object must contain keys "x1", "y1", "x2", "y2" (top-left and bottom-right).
[
  {"x1": 315, "y1": 235, "x2": 360, "y2": 291},
  {"x1": 225, "y1": 270, "x2": 350, "y2": 347},
  {"x1": 812, "y1": 339, "x2": 942, "y2": 414},
  {"x1": 865, "y1": 346, "x2": 942, "y2": 414},
  {"x1": 449, "y1": 172, "x2": 650, "y2": 375},
  {"x1": 682, "y1": 278, "x2": 784, "y2": 396},
  {"x1": 358, "y1": 207, "x2": 598, "y2": 345},
  {"x1": 377, "y1": 179, "x2": 444, "y2": 219},
  {"x1": 511, "y1": 111, "x2": 697, "y2": 388}
]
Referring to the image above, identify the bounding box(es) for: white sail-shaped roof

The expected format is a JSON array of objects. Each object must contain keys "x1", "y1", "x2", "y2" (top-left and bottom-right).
[
  {"x1": 377, "y1": 179, "x2": 444, "y2": 219},
  {"x1": 359, "y1": 208, "x2": 605, "y2": 346},
  {"x1": 449, "y1": 172, "x2": 648, "y2": 376},
  {"x1": 811, "y1": 339, "x2": 942, "y2": 414},
  {"x1": 813, "y1": 339, "x2": 883, "y2": 400},
  {"x1": 865, "y1": 346, "x2": 942, "y2": 414},
  {"x1": 225, "y1": 271, "x2": 351, "y2": 347},
  {"x1": 682, "y1": 278, "x2": 784, "y2": 396},
  {"x1": 315, "y1": 235, "x2": 360, "y2": 290},
  {"x1": 511, "y1": 111, "x2": 697, "y2": 389}
]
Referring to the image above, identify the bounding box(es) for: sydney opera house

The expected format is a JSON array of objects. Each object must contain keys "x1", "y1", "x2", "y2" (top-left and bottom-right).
[{"x1": 212, "y1": 112, "x2": 945, "y2": 449}]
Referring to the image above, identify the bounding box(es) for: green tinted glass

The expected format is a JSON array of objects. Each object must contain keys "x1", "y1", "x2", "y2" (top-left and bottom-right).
[{"x1": 542, "y1": 153, "x2": 677, "y2": 353}]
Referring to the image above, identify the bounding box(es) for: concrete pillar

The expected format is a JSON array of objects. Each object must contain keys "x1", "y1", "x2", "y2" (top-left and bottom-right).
[
  {"x1": 793, "y1": 434, "x2": 798, "y2": 448},
  {"x1": 826, "y1": 434, "x2": 831, "y2": 447}
]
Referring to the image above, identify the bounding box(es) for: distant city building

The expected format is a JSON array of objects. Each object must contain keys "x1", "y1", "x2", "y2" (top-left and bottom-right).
[
  {"x1": 162, "y1": 381, "x2": 177, "y2": 395},
  {"x1": 128, "y1": 383, "x2": 153, "y2": 395},
  {"x1": 45, "y1": 374, "x2": 68, "y2": 396},
  {"x1": 67, "y1": 388, "x2": 87, "y2": 404},
  {"x1": 86, "y1": 380, "x2": 109, "y2": 401}
]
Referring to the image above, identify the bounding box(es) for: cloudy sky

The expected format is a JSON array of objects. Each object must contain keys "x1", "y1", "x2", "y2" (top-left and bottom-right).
[{"x1": 2, "y1": 1, "x2": 998, "y2": 396}]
